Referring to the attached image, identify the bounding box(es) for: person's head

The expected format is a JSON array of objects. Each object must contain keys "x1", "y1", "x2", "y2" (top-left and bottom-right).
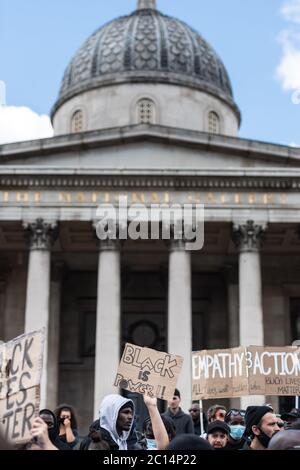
[
  {"x1": 207, "y1": 404, "x2": 227, "y2": 423},
  {"x1": 166, "y1": 434, "x2": 213, "y2": 450},
  {"x1": 87, "y1": 431, "x2": 110, "y2": 450},
  {"x1": 207, "y1": 420, "x2": 230, "y2": 449},
  {"x1": 189, "y1": 403, "x2": 200, "y2": 422},
  {"x1": 99, "y1": 394, "x2": 135, "y2": 440},
  {"x1": 281, "y1": 408, "x2": 300, "y2": 429},
  {"x1": 54, "y1": 404, "x2": 78, "y2": 429},
  {"x1": 245, "y1": 405, "x2": 280, "y2": 448},
  {"x1": 168, "y1": 388, "x2": 181, "y2": 410},
  {"x1": 268, "y1": 429, "x2": 300, "y2": 450},
  {"x1": 225, "y1": 409, "x2": 246, "y2": 442},
  {"x1": 117, "y1": 402, "x2": 134, "y2": 435},
  {"x1": 39, "y1": 409, "x2": 58, "y2": 442},
  {"x1": 143, "y1": 414, "x2": 176, "y2": 442},
  {"x1": 225, "y1": 409, "x2": 245, "y2": 426}
]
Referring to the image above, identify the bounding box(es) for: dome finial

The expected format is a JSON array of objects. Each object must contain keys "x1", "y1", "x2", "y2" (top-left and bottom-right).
[{"x1": 137, "y1": 0, "x2": 157, "y2": 10}]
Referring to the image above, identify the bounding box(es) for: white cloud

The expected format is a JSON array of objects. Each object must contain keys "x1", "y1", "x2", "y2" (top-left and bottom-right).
[
  {"x1": 276, "y1": 1, "x2": 300, "y2": 92},
  {"x1": 281, "y1": 0, "x2": 300, "y2": 23},
  {"x1": 276, "y1": 30, "x2": 300, "y2": 90},
  {"x1": 0, "y1": 105, "x2": 54, "y2": 145}
]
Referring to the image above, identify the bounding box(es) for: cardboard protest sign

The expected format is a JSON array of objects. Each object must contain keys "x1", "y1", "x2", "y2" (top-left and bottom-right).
[
  {"x1": 114, "y1": 343, "x2": 183, "y2": 401},
  {"x1": 247, "y1": 346, "x2": 300, "y2": 396},
  {"x1": 0, "y1": 329, "x2": 45, "y2": 444},
  {"x1": 192, "y1": 347, "x2": 248, "y2": 400},
  {"x1": 192, "y1": 345, "x2": 300, "y2": 400}
]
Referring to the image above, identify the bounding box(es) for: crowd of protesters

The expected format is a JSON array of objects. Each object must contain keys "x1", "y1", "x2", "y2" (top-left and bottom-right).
[{"x1": 1, "y1": 389, "x2": 300, "y2": 451}]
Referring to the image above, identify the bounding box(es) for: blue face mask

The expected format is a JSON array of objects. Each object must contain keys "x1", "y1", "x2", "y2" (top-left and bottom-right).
[
  {"x1": 229, "y1": 425, "x2": 245, "y2": 441},
  {"x1": 146, "y1": 438, "x2": 157, "y2": 450}
]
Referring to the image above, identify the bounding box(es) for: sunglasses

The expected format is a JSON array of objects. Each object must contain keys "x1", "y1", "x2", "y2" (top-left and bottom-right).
[
  {"x1": 226, "y1": 409, "x2": 246, "y2": 418},
  {"x1": 189, "y1": 408, "x2": 199, "y2": 413}
]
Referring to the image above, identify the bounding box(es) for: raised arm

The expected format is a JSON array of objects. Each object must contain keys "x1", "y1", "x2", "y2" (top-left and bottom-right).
[
  {"x1": 30, "y1": 417, "x2": 58, "y2": 450},
  {"x1": 143, "y1": 394, "x2": 169, "y2": 450}
]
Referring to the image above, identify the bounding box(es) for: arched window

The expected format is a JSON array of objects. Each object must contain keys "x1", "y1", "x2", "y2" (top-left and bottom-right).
[
  {"x1": 137, "y1": 98, "x2": 156, "y2": 124},
  {"x1": 71, "y1": 109, "x2": 84, "y2": 133},
  {"x1": 208, "y1": 111, "x2": 220, "y2": 134}
]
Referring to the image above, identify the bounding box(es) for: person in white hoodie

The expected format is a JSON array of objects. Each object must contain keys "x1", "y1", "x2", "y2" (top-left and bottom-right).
[{"x1": 99, "y1": 394, "x2": 136, "y2": 450}]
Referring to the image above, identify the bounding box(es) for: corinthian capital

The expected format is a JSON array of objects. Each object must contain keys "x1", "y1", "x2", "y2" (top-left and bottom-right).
[
  {"x1": 232, "y1": 220, "x2": 267, "y2": 253},
  {"x1": 24, "y1": 218, "x2": 58, "y2": 250}
]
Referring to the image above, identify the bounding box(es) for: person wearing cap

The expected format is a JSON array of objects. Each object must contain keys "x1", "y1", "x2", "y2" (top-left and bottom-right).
[
  {"x1": 243, "y1": 405, "x2": 280, "y2": 450},
  {"x1": 207, "y1": 420, "x2": 230, "y2": 450},
  {"x1": 281, "y1": 408, "x2": 300, "y2": 429},
  {"x1": 162, "y1": 388, "x2": 194, "y2": 436},
  {"x1": 98, "y1": 394, "x2": 136, "y2": 450}
]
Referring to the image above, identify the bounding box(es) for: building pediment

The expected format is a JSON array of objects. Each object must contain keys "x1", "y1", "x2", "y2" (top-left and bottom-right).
[{"x1": 0, "y1": 125, "x2": 300, "y2": 170}]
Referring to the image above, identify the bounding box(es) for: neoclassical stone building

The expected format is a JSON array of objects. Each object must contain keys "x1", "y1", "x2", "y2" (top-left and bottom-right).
[{"x1": 1, "y1": 0, "x2": 300, "y2": 429}]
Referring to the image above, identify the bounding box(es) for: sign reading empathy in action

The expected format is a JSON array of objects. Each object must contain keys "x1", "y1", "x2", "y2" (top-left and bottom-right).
[
  {"x1": 114, "y1": 343, "x2": 183, "y2": 401},
  {"x1": 192, "y1": 346, "x2": 300, "y2": 400},
  {"x1": 0, "y1": 329, "x2": 45, "y2": 443}
]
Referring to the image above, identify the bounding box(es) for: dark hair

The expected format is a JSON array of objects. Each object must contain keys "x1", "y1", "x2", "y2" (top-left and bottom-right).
[
  {"x1": 54, "y1": 404, "x2": 78, "y2": 430},
  {"x1": 166, "y1": 434, "x2": 213, "y2": 450},
  {"x1": 207, "y1": 404, "x2": 227, "y2": 422},
  {"x1": 143, "y1": 414, "x2": 176, "y2": 441},
  {"x1": 174, "y1": 388, "x2": 180, "y2": 398},
  {"x1": 88, "y1": 431, "x2": 110, "y2": 450}
]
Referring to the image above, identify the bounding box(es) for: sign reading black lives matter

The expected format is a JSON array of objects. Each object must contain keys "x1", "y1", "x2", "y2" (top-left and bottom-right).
[
  {"x1": 192, "y1": 346, "x2": 300, "y2": 400},
  {"x1": 114, "y1": 343, "x2": 183, "y2": 401},
  {"x1": 0, "y1": 329, "x2": 45, "y2": 443}
]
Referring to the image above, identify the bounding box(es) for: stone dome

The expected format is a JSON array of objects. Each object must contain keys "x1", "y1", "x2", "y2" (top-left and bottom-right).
[{"x1": 52, "y1": 1, "x2": 238, "y2": 118}]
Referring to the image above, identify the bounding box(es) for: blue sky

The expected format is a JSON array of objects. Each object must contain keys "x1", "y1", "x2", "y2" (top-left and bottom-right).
[{"x1": 1, "y1": 0, "x2": 300, "y2": 145}]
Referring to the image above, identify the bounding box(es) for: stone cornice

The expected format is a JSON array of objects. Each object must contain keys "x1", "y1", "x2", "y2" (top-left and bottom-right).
[
  {"x1": 0, "y1": 168, "x2": 300, "y2": 190},
  {"x1": 0, "y1": 125, "x2": 300, "y2": 166}
]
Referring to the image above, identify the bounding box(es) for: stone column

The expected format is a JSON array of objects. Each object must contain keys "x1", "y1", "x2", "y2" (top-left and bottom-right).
[
  {"x1": 223, "y1": 266, "x2": 240, "y2": 409},
  {"x1": 93, "y1": 238, "x2": 121, "y2": 418},
  {"x1": 0, "y1": 279, "x2": 6, "y2": 341},
  {"x1": 0, "y1": 280, "x2": 6, "y2": 340},
  {"x1": 233, "y1": 220, "x2": 266, "y2": 408},
  {"x1": 24, "y1": 218, "x2": 58, "y2": 408},
  {"x1": 168, "y1": 239, "x2": 192, "y2": 412},
  {"x1": 223, "y1": 266, "x2": 239, "y2": 348},
  {"x1": 47, "y1": 262, "x2": 64, "y2": 411}
]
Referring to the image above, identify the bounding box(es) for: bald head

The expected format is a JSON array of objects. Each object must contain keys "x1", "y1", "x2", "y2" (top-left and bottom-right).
[{"x1": 268, "y1": 430, "x2": 300, "y2": 450}]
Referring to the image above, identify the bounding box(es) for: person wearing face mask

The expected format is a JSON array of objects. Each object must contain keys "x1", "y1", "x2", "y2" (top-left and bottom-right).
[
  {"x1": 39, "y1": 409, "x2": 71, "y2": 450},
  {"x1": 139, "y1": 394, "x2": 175, "y2": 450},
  {"x1": 224, "y1": 409, "x2": 246, "y2": 450},
  {"x1": 54, "y1": 404, "x2": 79, "y2": 449},
  {"x1": 242, "y1": 405, "x2": 280, "y2": 450}
]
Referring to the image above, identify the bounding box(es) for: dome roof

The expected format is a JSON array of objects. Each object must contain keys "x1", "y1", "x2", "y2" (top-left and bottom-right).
[{"x1": 52, "y1": 2, "x2": 238, "y2": 117}]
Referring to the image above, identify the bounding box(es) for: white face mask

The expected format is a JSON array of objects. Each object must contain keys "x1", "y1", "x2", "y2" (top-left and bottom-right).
[{"x1": 229, "y1": 425, "x2": 245, "y2": 441}]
